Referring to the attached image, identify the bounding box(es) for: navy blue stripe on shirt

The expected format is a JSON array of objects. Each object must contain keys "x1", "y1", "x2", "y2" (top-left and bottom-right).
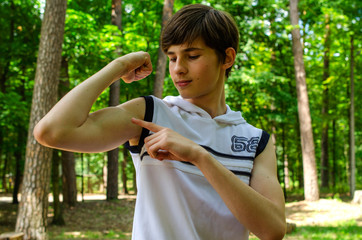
[
  {"x1": 200, "y1": 145, "x2": 255, "y2": 161},
  {"x1": 180, "y1": 160, "x2": 251, "y2": 177},
  {"x1": 140, "y1": 144, "x2": 255, "y2": 162},
  {"x1": 124, "y1": 96, "x2": 154, "y2": 153},
  {"x1": 255, "y1": 130, "x2": 270, "y2": 157}
]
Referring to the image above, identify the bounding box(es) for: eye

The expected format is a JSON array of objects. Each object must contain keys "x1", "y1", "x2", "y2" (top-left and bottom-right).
[
  {"x1": 189, "y1": 55, "x2": 200, "y2": 60},
  {"x1": 169, "y1": 57, "x2": 176, "y2": 62}
]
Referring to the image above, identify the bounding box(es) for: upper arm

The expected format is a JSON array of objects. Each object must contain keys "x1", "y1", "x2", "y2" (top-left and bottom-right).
[
  {"x1": 250, "y1": 139, "x2": 285, "y2": 211},
  {"x1": 37, "y1": 97, "x2": 146, "y2": 153}
]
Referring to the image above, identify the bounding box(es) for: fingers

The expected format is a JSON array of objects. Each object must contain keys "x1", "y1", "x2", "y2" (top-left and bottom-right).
[
  {"x1": 131, "y1": 118, "x2": 174, "y2": 160},
  {"x1": 133, "y1": 59, "x2": 153, "y2": 81},
  {"x1": 121, "y1": 52, "x2": 153, "y2": 83},
  {"x1": 131, "y1": 118, "x2": 163, "y2": 132}
]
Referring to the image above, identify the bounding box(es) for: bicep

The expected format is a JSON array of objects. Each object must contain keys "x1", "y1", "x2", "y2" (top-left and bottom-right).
[
  {"x1": 54, "y1": 97, "x2": 145, "y2": 153},
  {"x1": 250, "y1": 139, "x2": 285, "y2": 209}
]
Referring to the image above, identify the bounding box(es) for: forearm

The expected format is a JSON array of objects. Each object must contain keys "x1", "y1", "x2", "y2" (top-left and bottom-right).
[
  {"x1": 38, "y1": 58, "x2": 126, "y2": 129},
  {"x1": 194, "y1": 151, "x2": 286, "y2": 240}
]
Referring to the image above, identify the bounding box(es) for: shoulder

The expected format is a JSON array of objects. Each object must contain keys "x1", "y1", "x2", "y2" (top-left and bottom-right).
[{"x1": 233, "y1": 120, "x2": 270, "y2": 156}]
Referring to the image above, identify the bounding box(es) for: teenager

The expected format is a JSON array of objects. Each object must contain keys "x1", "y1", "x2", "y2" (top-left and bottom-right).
[{"x1": 34, "y1": 4, "x2": 286, "y2": 240}]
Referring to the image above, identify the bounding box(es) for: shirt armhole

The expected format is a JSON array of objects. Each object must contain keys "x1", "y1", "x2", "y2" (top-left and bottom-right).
[
  {"x1": 255, "y1": 130, "x2": 270, "y2": 157},
  {"x1": 124, "y1": 96, "x2": 154, "y2": 153}
]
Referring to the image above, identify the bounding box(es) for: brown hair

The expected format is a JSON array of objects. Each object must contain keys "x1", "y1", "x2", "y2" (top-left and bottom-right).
[{"x1": 161, "y1": 4, "x2": 239, "y2": 77}]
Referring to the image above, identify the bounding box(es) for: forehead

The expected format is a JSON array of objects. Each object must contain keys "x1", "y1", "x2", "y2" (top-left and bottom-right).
[{"x1": 167, "y1": 38, "x2": 209, "y2": 54}]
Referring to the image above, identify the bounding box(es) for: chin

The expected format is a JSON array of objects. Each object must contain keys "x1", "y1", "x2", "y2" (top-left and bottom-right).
[{"x1": 178, "y1": 92, "x2": 193, "y2": 99}]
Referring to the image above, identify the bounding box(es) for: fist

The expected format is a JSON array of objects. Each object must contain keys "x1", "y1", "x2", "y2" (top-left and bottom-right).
[{"x1": 121, "y1": 52, "x2": 153, "y2": 83}]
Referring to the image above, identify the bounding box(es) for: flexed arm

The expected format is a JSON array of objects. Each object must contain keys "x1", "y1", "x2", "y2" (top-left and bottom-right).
[{"x1": 34, "y1": 52, "x2": 152, "y2": 153}]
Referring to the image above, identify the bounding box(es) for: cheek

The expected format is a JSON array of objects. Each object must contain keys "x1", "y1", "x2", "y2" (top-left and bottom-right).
[
  {"x1": 169, "y1": 67, "x2": 176, "y2": 79},
  {"x1": 200, "y1": 63, "x2": 216, "y2": 79}
]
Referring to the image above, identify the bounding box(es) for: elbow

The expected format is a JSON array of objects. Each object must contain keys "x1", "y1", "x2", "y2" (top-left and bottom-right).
[
  {"x1": 33, "y1": 121, "x2": 50, "y2": 146},
  {"x1": 272, "y1": 226, "x2": 286, "y2": 240},
  {"x1": 270, "y1": 221, "x2": 287, "y2": 240},
  {"x1": 33, "y1": 120, "x2": 60, "y2": 148},
  {"x1": 257, "y1": 218, "x2": 286, "y2": 240}
]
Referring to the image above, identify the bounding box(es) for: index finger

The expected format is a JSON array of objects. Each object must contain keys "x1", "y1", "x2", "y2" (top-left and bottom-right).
[{"x1": 131, "y1": 118, "x2": 163, "y2": 132}]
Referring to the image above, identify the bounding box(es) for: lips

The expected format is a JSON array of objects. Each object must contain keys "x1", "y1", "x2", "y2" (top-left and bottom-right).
[{"x1": 176, "y1": 80, "x2": 192, "y2": 87}]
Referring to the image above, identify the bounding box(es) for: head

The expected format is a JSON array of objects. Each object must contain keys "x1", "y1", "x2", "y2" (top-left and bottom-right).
[{"x1": 161, "y1": 4, "x2": 239, "y2": 78}]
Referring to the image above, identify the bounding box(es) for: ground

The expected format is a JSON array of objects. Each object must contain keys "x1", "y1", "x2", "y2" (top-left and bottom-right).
[
  {"x1": 0, "y1": 194, "x2": 361, "y2": 239},
  {"x1": 286, "y1": 198, "x2": 362, "y2": 227}
]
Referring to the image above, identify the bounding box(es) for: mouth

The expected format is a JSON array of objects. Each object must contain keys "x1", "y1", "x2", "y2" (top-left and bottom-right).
[{"x1": 175, "y1": 80, "x2": 192, "y2": 88}]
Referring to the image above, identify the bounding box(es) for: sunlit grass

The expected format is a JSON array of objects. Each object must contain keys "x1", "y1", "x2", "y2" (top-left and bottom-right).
[
  {"x1": 250, "y1": 220, "x2": 362, "y2": 240},
  {"x1": 287, "y1": 220, "x2": 361, "y2": 240}
]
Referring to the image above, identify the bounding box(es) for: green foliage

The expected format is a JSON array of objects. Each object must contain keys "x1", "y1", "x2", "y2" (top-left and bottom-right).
[
  {"x1": 0, "y1": 0, "x2": 361, "y2": 197},
  {"x1": 0, "y1": 92, "x2": 29, "y2": 132}
]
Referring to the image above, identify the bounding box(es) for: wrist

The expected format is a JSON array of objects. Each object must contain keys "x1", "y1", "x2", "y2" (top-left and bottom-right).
[
  {"x1": 112, "y1": 57, "x2": 128, "y2": 80},
  {"x1": 191, "y1": 146, "x2": 212, "y2": 167}
]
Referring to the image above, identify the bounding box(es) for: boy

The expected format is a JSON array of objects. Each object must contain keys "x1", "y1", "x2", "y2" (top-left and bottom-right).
[{"x1": 34, "y1": 4, "x2": 286, "y2": 240}]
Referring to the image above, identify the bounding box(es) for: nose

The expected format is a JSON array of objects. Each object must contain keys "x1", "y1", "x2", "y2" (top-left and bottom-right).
[{"x1": 173, "y1": 58, "x2": 188, "y2": 75}]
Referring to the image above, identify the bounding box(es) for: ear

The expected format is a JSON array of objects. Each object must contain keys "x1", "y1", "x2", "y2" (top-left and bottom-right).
[{"x1": 222, "y1": 47, "x2": 236, "y2": 70}]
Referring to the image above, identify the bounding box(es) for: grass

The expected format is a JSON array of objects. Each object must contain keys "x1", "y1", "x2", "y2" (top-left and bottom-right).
[
  {"x1": 285, "y1": 220, "x2": 361, "y2": 240},
  {"x1": 48, "y1": 230, "x2": 131, "y2": 239},
  {"x1": 1, "y1": 194, "x2": 361, "y2": 240},
  {"x1": 248, "y1": 220, "x2": 361, "y2": 240}
]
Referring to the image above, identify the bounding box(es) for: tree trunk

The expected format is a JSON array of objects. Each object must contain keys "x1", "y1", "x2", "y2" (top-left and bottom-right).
[
  {"x1": 121, "y1": 146, "x2": 129, "y2": 194},
  {"x1": 321, "y1": 14, "x2": 331, "y2": 189},
  {"x1": 153, "y1": 0, "x2": 174, "y2": 98},
  {"x1": 107, "y1": 80, "x2": 120, "y2": 200},
  {"x1": 51, "y1": 150, "x2": 65, "y2": 225},
  {"x1": 289, "y1": 0, "x2": 319, "y2": 201},
  {"x1": 106, "y1": 0, "x2": 122, "y2": 200},
  {"x1": 2, "y1": 154, "x2": 8, "y2": 193},
  {"x1": 87, "y1": 157, "x2": 92, "y2": 193},
  {"x1": 332, "y1": 119, "x2": 336, "y2": 196},
  {"x1": 349, "y1": 35, "x2": 355, "y2": 198},
  {"x1": 107, "y1": 148, "x2": 119, "y2": 200},
  {"x1": 61, "y1": 151, "x2": 77, "y2": 207},
  {"x1": 106, "y1": 80, "x2": 120, "y2": 200},
  {"x1": 282, "y1": 122, "x2": 290, "y2": 191},
  {"x1": 12, "y1": 128, "x2": 25, "y2": 204},
  {"x1": 59, "y1": 57, "x2": 77, "y2": 207},
  {"x1": 15, "y1": 0, "x2": 67, "y2": 239},
  {"x1": 13, "y1": 65, "x2": 28, "y2": 204},
  {"x1": 111, "y1": 0, "x2": 122, "y2": 31}
]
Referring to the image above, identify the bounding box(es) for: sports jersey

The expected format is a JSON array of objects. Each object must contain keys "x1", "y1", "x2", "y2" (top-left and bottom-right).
[{"x1": 126, "y1": 95, "x2": 270, "y2": 240}]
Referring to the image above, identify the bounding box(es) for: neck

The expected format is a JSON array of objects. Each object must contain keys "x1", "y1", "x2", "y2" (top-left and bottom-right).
[{"x1": 185, "y1": 86, "x2": 227, "y2": 118}]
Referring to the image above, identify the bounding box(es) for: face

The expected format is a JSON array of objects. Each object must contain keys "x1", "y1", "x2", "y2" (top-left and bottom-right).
[{"x1": 166, "y1": 38, "x2": 226, "y2": 101}]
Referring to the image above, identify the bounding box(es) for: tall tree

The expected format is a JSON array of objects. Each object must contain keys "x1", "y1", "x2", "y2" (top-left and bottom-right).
[
  {"x1": 15, "y1": 0, "x2": 67, "y2": 238},
  {"x1": 61, "y1": 150, "x2": 77, "y2": 206},
  {"x1": 59, "y1": 57, "x2": 77, "y2": 207},
  {"x1": 107, "y1": 0, "x2": 122, "y2": 200},
  {"x1": 321, "y1": 14, "x2": 331, "y2": 188},
  {"x1": 153, "y1": 0, "x2": 174, "y2": 98},
  {"x1": 51, "y1": 150, "x2": 65, "y2": 225},
  {"x1": 349, "y1": 35, "x2": 355, "y2": 198},
  {"x1": 289, "y1": 0, "x2": 319, "y2": 201}
]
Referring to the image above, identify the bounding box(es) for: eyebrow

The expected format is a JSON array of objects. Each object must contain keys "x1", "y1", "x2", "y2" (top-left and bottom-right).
[{"x1": 167, "y1": 47, "x2": 204, "y2": 55}]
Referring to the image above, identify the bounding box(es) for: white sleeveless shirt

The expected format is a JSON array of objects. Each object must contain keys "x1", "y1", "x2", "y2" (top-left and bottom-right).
[{"x1": 126, "y1": 96, "x2": 269, "y2": 240}]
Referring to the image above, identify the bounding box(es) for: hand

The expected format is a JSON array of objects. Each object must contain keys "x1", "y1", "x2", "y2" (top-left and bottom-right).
[
  {"x1": 120, "y1": 52, "x2": 153, "y2": 83},
  {"x1": 131, "y1": 118, "x2": 205, "y2": 163}
]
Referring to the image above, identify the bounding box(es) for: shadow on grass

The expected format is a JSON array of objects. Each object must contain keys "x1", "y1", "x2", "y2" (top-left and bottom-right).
[
  {"x1": 48, "y1": 230, "x2": 131, "y2": 240},
  {"x1": 0, "y1": 198, "x2": 136, "y2": 240}
]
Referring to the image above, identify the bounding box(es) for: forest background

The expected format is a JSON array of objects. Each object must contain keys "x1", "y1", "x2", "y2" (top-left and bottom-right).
[{"x1": 0, "y1": 0, "x2": 361, "y2": 238}]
